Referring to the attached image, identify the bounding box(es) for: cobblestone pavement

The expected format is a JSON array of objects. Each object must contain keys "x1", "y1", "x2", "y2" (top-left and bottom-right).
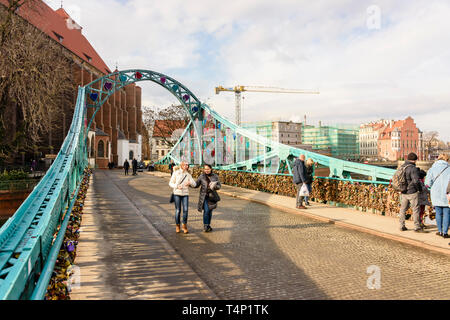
[{"x1": 108, "y1": 170, "x2": 450, "y2": 300}]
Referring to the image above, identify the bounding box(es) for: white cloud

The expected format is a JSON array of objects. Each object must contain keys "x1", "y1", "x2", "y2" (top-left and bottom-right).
[{"x1": 45, "y1": 0, "x2": 450, "y2": 141}]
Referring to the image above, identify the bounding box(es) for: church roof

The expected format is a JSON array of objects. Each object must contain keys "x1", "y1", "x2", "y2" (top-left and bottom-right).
[
  {"x1": 0, "y1": 0, "x2": 111, "y2": 74},
  {"x1": 95, "y1": 128, "x2": 109, "y2": 136},
  {"x1": 118, "y1": 129, "x2": 127, "y2": 140}
]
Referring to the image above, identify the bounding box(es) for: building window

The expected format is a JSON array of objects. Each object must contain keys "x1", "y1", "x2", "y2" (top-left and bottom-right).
[
  {"x1": 98, "y1": 140, "x2": 105, "y2": 158},
  {"x1": 129, "y1": 150, "x2": 134, "y2": 160},
  {"x1": 53, "y1": 31, "x2": 64, "y2": 43}
]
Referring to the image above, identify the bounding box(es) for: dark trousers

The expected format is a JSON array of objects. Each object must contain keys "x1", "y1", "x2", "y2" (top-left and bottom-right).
[{"x1": 124, "y1": 168, "x2": 129, "y2": 175}]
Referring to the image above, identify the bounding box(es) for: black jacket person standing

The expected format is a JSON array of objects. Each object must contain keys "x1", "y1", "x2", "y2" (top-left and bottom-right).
[
  {"x1": 123, "y1": 159, "x2": 130, "y2": 175},
  {"x1": 399, "y1": 152, "x2": 424, "y2": 232},
  {"x1": 132, "y1": 158, "x2": 138, "y2": 175}
]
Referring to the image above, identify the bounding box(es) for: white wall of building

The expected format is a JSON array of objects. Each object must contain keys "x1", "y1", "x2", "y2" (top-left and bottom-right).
[{"x1": 117, "y1": 139, "x2": 129, "y2": 166}]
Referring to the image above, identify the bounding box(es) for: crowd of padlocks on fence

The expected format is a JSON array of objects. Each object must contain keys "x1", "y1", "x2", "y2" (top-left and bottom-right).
[
  {"x1": 155, "y1": 164, "x2": 434, "y2": 218},
  {"x1": 44, "y1": 168, "x2": 92, "y2": 300}
]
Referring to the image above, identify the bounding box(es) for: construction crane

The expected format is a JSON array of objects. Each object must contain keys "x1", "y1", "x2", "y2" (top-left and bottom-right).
[{"x1": 215, "y1": 85, "x2": 319, "y2": 125}]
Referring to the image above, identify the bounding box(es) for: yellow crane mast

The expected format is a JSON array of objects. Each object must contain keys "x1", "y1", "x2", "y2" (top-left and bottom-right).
[{"x1": 215, "y1": 85, "x2": 319, "y2": 125}]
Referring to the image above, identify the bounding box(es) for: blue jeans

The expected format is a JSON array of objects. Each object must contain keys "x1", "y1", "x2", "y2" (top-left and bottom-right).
[
  {"x1": 435, "y1": 206, "x2": 450, "y2": 234},
  {"x1": 174, "y1": 195, "x2": 189, "y2": 225},
  {"x1": 203, "y1": 199, "x2": 213, "y2": 226}
]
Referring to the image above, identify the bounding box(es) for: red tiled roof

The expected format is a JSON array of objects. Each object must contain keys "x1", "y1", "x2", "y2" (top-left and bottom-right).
[
  {"x1": 153, "y1": 120, "x2": 188, "y2": 138},
  {"x1": 0, "y1": 0, "x2": 111, "y2": 74}
]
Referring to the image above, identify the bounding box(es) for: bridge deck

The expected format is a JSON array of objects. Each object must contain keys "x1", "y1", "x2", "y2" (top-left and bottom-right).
[
  {"x1": 70, "y1": 171, "x2": 216, "y2": 300},
  {"x1": 72, "y1": 170, "x2": 450, "y2": 300}
]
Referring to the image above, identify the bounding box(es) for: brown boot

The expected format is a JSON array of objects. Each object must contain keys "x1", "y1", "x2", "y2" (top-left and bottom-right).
[
  {"x1": 182, "y1": 224, "x2": 188, "y2": 234},
  {"x1": 176, "y1": 224, "x2": 181, "y2": 233}
]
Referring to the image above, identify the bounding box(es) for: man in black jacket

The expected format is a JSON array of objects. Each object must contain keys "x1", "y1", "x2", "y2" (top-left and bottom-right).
[
  {"x1": 293, "y1": 154, "x2": 308, "y2": 209},
  {"x1": 399, "y1": 152, "x2": 425, "y2": 232},
  {"x1": 123, "y1": 159, "x2": 130, "y2": 175},
  {"x1": 132, "y1": 158, "x2": 138, "y2": 175}
]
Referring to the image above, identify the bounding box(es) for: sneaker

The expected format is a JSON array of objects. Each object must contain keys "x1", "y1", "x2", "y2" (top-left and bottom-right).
[
  {"x1": 205, "y1": 225, "x2": 213, "y2": 233},
  {"x1": 400, "y1": 226, "x2": 408, "y2": 231},
  {"x1": 414, "y1": 228, "x2": 426, "y2": 233},
  {"x1": 436, "y1": 232, "x2": 443, "y2": 236}
]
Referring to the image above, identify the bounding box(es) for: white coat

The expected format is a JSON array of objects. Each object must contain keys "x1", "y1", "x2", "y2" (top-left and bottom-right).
[{"x1": 169, "y1": 169, "x2": 196, "y2": 196}]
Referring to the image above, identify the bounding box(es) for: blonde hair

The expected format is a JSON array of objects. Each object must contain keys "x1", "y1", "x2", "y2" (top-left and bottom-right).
[
  {"x1": 306, "y1": 158, "x2": 314, "y2": 166},
  {"x1": 438, "y1": 154, "x2": 449, "y2": 162},
  {"x1": 179, "y1": 161, "x2": 189, "y2": 171}
]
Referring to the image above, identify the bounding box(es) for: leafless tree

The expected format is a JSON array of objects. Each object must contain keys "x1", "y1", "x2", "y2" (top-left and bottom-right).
[
  {"x1": 0, "y1": 2, "x2": 76, "y2": 163},
  {"x1": 143, "y1": 104, "x2": 189, "y2": 148},
  {"x1": 422, "y1": 131, "x2": 439, "y2": 160}
]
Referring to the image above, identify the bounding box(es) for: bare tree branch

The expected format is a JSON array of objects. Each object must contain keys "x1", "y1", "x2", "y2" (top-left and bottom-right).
[
  {"x1": 0, "y1": 4, "x2": 76, "y2": 163},
  {"x1": 143, "y1": 104, "x2": 189, "y2": 148}
]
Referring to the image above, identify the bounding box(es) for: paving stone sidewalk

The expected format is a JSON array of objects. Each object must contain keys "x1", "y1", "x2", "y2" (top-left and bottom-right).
[
  {"x1": 150, "y1": 171, "x2": 450, "y2": 255},
  {"x1": 70, "y1": 171, "x2": 216, "y2": 300}
]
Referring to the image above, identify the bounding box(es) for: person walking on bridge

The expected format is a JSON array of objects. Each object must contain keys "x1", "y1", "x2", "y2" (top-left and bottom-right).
[
  {"x1": 293, "y1": 154, "x2": 308, "y2": 209},
  {"x1": 193, "y1": 164, "x2": 221, "y2": 232},
  {"x1": 169, "y1": 161, "x2": 196, "y2": 234},
  {"x1": 123, "y1": 159, "x2": 130, "y2": 176},
  {"x1": 425, "y1": 154, "x2": 450, "y2": 238}
]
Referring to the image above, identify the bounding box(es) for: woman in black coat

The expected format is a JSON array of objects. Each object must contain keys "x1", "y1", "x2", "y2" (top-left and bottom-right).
[
  {"x1": 193, "y1": 164, "x2": 221, "y2": 232},
  {"x1": 304, "y1": 158, "x2": 315, "y2": 205}
]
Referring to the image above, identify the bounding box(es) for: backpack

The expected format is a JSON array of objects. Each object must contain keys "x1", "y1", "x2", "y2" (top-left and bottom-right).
[{"x1": 391, "y1": 164, "x2": 412, "y2": 192}]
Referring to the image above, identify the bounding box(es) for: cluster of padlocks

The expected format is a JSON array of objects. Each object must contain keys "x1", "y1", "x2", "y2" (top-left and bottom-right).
[
  {"x1": 45, "y1": 168, "x2": 92, "y2": 300},
  {"x1": 156, "y1": 164, "x2": 434, "y2": 218}
]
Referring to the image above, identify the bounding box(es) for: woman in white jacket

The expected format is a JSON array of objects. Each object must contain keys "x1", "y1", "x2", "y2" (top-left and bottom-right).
[{"x1": 169, "y1": 162, "x2": 196, "y2": 234}]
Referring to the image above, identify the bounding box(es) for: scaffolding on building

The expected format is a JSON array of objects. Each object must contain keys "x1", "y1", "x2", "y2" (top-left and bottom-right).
[{"x1": 302, "y1": 124, "x2": 360, "y2": 160}]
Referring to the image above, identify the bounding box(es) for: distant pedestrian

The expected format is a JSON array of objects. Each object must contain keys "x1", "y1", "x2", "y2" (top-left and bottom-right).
[
  {"x1": 397, "y1": 152, "x2": 425, "y2": 232},
  {"x1": 425, "y1": 154, "x2": 450, "y2": 238},
  {"x1": 31, "y1": 159, "x2": 37, "y2": 172},
  {"x1": 169, "y1": 161, "x2": 196, "y2": 234},
  {"x1": 123, "y1": 159, "x2": 130, "y2": 175},
  {"x1": 193, "y1": 164, "x2": 221, "y2": 232},
  {"x1": 418, "y1": 169, "x2": 431, "y2": 228},
  {"x1": 304, "y1": 158, "x2": 315, "y2": 206},
  {"x1": 293, "y1": 154, "x2": 308, "y2": 209},
  {"x1": 132, "y1": 158, "x2": 138, "y2": 175},
  {"x1": 169, "y1": 160, "x2": 175, "y2": 176}
]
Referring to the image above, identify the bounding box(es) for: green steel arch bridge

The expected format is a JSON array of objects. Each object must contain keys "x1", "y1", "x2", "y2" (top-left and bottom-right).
[{"x1": 0, "y1": 69, "x2": 396, "y2": 300}]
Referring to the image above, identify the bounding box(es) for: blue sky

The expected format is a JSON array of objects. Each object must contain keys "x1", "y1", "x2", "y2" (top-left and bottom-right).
[{"x1": 45, "y1": 0, "x2": 450, "y2": 141}]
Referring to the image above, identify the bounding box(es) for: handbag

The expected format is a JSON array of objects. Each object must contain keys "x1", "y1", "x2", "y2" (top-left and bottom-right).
[
  {"x1": 208, "y1": 189, "x2": 221, "y2": 203},
  {"x1": 170, "y1": 174, "x2": 187, "y2": 203},
  {"x1": 299, "y1": 183, "x2": 310, "y2": 197}
]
